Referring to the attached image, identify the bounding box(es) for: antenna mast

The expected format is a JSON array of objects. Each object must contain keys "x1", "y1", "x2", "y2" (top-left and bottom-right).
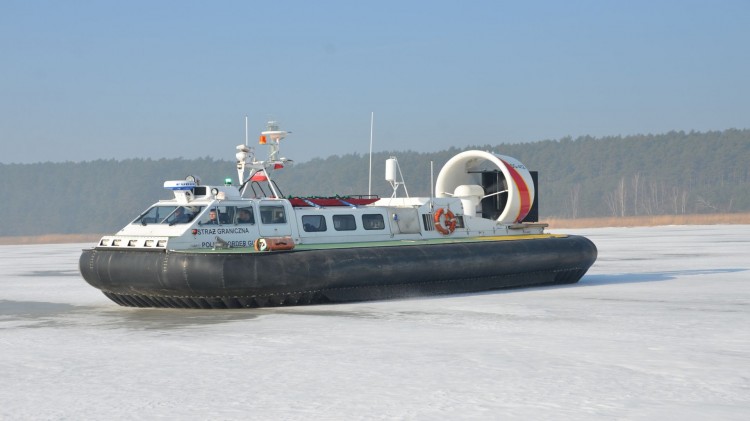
[
  {"x1": 259, "y1": 121, "x2": 289, "y2": 198},
  {"x1": 236, "y1": 117, "x2": 252, "y2": 192},
  {"x1": 368, "y1": 112, "x2": 374, "y2": 196},
  {"x1": 236, "y1": 119, "x2": 293, "y2": 197}
]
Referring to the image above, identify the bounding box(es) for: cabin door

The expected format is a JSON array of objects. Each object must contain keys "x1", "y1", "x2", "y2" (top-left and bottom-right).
[{"x1": 258, "y1": 201, "x2": 293, "y2": 237}]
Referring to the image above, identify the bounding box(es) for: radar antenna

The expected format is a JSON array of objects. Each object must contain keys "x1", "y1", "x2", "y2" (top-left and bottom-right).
[{"x1": 236, "y1": 120, "x2": 293, "y2": 198}]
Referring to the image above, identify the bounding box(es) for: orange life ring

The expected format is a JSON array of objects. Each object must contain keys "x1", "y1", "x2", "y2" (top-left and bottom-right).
[{"x1": 434, "y1": 208, "x2": 457, "y2": 235}]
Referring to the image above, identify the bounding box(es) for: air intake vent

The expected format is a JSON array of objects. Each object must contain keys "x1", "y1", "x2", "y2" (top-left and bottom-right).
[{"x1": 422, "y1": 214, "x2": 435, "y2": 231}]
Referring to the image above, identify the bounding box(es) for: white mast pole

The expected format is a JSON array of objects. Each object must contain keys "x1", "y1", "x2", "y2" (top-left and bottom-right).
[
  {"x1": 245, "y1": 115, "x2": 248, "y2": 146},
  {"x1": 368, "y1": 112, "x2": 374, "y2": 196},
  {"x1": 428, "y1": 161, "x2": 434, "y2": 212}
]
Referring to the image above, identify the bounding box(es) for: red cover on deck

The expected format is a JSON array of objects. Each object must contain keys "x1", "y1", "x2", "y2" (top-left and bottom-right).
[{"x1": 288, "y1": 197, "x2": 379, "y2": 207}]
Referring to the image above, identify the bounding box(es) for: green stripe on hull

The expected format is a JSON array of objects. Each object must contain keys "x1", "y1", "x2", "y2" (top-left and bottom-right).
[{"x1": 172, "y1": 233, "x2": 569, "y2": 254}]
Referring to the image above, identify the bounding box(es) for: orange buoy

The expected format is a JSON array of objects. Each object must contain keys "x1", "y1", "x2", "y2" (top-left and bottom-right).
[{"x1": 254, "y1": 236, "x2": 295, "y2": 252}]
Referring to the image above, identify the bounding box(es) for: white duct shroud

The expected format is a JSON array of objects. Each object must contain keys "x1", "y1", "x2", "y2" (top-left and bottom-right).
[{"x1": 435, "y1": 150, "x2": 534, "y2": 223}]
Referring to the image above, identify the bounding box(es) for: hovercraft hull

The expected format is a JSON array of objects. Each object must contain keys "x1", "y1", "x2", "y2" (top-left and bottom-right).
[{"x1": 79, "y1": 235, "x2": 597, "y2": 309}]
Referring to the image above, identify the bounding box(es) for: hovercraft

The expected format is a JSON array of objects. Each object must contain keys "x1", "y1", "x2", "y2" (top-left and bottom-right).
[{"x1": 79, "y1": 121, "x2": 597, "y2": 309}]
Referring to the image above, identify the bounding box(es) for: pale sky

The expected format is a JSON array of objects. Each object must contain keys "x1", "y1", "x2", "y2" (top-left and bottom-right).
[{"x1": 1, "y1": 0, "x2": 748, "y2": 164}]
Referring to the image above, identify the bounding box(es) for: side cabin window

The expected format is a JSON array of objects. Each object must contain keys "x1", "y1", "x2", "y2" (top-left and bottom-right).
[
  {"x1": 302, "y1": 215, "x2": 327, "y2": 232},
  {"x1": 133, "y1": 206, "x2": 202, "y2": 225},
  {"x1": 200, "y1": 205, "x2": 256, "y2": 225},
  {"x1": 134, "y1": 206, "x2": 173, "y2": 225},
  {"x1": 333, "y1": 214, "x2": 357, "y2": 231},
  {"x1": 260, "y1": 205, "x2": 287, "y2": 224},
  {"x1": 200, "y1": 206, "x2": 230, "y2": 225},
  {"x1": 362, "y1": 213, "x2": 385, "y2": 230},
  {"x1": 235, "y1": 207, "x2": 255, "y2": 224},
  {"x1": 167, "y1": 206, "x2": 201, "y2": 225}
]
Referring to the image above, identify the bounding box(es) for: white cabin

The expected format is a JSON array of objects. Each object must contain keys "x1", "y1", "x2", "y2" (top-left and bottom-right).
[{"x1": 96, "y1": 122, "x2": 546, "y2": 251}]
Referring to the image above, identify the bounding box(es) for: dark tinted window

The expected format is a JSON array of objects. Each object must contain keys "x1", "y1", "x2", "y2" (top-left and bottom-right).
[
  {"x1": 260, "y1": 205, "x2": 287, "y2": 224},
  {"x1": 302, "y1": 215, "x2": 327, "y2": 232},
  {"x1": 236, "y1": 207, "x2": 255, "y2": 224},
  {"x1": 362, "y1": 214, "x2": 385, "y2": 230},
  {"x1": 333, "y1": 214, "x2": 356, "y2": 231}
]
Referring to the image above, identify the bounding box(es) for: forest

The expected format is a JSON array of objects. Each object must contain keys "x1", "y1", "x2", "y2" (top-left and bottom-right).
[{"x1": 1, "y1": 129, "x2": 748, "y2": 237}]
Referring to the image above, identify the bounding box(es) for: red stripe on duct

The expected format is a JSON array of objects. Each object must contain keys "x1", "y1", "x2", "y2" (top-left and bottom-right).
[{"x1": 499, "y1": 159, "x2": 532, "y2": 222}]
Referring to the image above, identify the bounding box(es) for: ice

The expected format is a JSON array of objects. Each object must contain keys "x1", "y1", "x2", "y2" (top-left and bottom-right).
[{"x1": 1, "y1": 226, "x2": 749, "y2": 419}]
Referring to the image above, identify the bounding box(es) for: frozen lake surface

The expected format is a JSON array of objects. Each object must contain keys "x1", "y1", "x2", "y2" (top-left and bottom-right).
[{"x1": 1, "y1": 225, "x2": 749, "y2": 420}]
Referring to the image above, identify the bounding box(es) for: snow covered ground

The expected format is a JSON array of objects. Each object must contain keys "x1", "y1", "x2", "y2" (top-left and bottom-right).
[{"x1": 1, "y1": 225, "x2": 749, "y2": 420}]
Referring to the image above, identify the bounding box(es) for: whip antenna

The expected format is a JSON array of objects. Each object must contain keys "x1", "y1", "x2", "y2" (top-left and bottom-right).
[{"x1": 368, "y1": 112, "x2": 374, "y2": 196}]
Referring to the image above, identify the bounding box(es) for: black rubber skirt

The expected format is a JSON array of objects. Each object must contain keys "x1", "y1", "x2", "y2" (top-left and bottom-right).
[{"x1": 79, "y1": 235, "x2": 597, "y2": 309}]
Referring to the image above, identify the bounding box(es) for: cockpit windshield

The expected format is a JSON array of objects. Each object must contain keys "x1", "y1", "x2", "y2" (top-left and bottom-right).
[{"x1": 133, "y1": 205, "x2": 203, "y2": 225}]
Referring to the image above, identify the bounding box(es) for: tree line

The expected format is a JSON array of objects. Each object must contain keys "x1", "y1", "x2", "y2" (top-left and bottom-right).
[{"x1": 1, "y1": 129, "x2": 748, "y2": 236}]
